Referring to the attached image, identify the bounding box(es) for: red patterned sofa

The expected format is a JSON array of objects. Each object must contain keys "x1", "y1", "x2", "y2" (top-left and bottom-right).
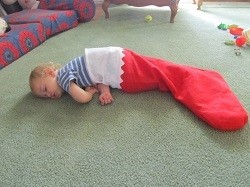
[
  {"x1": 38, "y1": 0, "x2": 96, "y2": 23},
  {"x1": 0, "y1": 0, "x2": 95, "y2": 70},
  {"x1": 0, "y1": 23, "x2": 46, "y2": 67}
]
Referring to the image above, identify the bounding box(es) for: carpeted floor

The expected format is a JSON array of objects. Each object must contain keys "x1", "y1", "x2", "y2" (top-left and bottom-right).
[{"x1": 0, "y1": 1, "x2": 249, "y2": 186}]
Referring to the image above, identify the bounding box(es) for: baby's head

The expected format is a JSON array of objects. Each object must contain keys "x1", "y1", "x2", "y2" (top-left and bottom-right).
[{"x1": 29, "y1": 63, "x2": 64, "y2": 99}]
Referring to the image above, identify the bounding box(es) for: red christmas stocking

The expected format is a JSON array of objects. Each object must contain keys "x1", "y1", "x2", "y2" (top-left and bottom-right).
[{"x1": 120, "y1": 49, "x2": 248, "y2": 131}]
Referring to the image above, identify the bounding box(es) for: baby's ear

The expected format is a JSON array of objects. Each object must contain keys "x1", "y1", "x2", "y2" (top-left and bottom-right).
[{"x1": 44, "y1": 67, "x2": 56, "y2": 77}]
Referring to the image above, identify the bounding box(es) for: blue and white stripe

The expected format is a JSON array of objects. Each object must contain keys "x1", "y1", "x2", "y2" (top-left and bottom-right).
[{"x1": 57, "y1": 55, "x2": 93, "y2": 92}]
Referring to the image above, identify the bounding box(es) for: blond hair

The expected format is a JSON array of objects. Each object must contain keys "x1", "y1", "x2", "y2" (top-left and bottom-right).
[{"x1": 29, "y1": 62, "x2": 61, "y2": 90}]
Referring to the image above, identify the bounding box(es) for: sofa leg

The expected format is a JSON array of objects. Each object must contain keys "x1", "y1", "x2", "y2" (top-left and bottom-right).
[
  {"x1": 194, "y1": 0, "x2": 203, "y2": 10},
  {"x1": 197, "y1": 0, "x2": 203, "y2": 10},
  {"x1": 169, "y1": 4, "x2": 178, "y2": 23},
  {"x1": 102, "y1": 0, "x2": 110, "y2": 19}
]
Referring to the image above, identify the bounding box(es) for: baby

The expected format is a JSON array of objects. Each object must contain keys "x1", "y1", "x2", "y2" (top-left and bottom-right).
[
  {"x1": 29, "y1": 47, "x2": 248, "y2": 131},
  {"x1": 29, "y1": 61, "x2": 114, "y2": 106}
]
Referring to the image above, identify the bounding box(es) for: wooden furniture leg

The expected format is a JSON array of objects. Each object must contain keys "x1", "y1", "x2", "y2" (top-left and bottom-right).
[
  {"x1": 169, "y1": 2, "x2": 178, "y2": 23},
  {"x1": 102, "y1": 0, "x2": 111, "y2": 19},
  {"x1": 102, "y1": 0, "x2": 179, "y2": 23},
  {"x1": 197, "y1": 0, "x2": 203, "y2": 10},
  {"x1": 194, "y1": 0, "x2": 204, "y2": 10}
]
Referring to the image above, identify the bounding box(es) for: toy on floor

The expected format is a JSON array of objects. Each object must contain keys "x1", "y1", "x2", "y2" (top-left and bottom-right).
[
  {"x1": 145, "y1": 15, "x2": 153, "y2": 23},
  {"x1": 229, "y1": 27, "x2": 243, "y2": 36},
  {"x1": 241, "y1": 28, "x2": 250, "y2": 45},
  {"x1": 217, "y1": 23, "x2": 229, "y2": 30},
  {"x1": 234, "y1": 48, "x2": 241, "y2": 56},
  {"x1": 235, "y1": 36, "x2": 246, "y2": 47},
  {"x1": 219, "y1": 23, "x2": 250, "y2": 47},
  {"x1": 231, "y1": 27, "x2": 250, "y2": 46},
  {"x1": 224, "y1": 40, "x2": 235, "y2": 45}
]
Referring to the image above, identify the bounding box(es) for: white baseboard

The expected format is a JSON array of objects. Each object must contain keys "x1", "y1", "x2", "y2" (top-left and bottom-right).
[{"x1": 94, "y1": 0, "x2": 103, "y2": 4}]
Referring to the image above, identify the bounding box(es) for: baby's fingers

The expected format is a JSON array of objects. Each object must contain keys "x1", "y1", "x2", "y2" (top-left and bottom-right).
[{"x1": 99, "y1": 95, "x2": 114, "y2": 105}]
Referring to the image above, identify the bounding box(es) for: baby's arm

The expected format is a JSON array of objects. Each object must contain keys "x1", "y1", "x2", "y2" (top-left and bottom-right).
[
  {"x1": 68, "y1": 82, "x2": 97, "y2": 103},
  {"x1": 97, "y1": 83, "x2": 114, "y2": 105}
]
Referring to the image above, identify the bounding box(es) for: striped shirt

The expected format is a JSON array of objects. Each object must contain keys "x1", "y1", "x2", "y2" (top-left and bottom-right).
[{"x1": 57, "y1": 55, "x2": 93, "y2": 93}]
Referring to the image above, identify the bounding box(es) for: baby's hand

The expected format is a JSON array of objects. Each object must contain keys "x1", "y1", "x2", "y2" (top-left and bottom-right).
[
  {"x1": 99, "y1": 92, "x2": 114, "y2": 105},
  {"x1": 85, "y1": 86, "x2": 98, "y2": 95}
]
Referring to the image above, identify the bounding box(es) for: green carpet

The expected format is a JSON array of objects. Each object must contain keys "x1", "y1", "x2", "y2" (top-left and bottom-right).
[{"x1": 0, "y1": 1, "x2": 249, "y2": 186}]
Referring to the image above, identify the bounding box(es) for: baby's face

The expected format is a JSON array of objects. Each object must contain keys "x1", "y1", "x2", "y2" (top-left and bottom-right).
[{"x1": 31, "y1": 74, "x2": 64, "y2": 99}]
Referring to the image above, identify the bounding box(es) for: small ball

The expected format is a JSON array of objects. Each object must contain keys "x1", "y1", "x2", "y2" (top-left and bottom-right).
[{"x1": 145, "y1": 15, "x2": 152, "y2": 23}]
